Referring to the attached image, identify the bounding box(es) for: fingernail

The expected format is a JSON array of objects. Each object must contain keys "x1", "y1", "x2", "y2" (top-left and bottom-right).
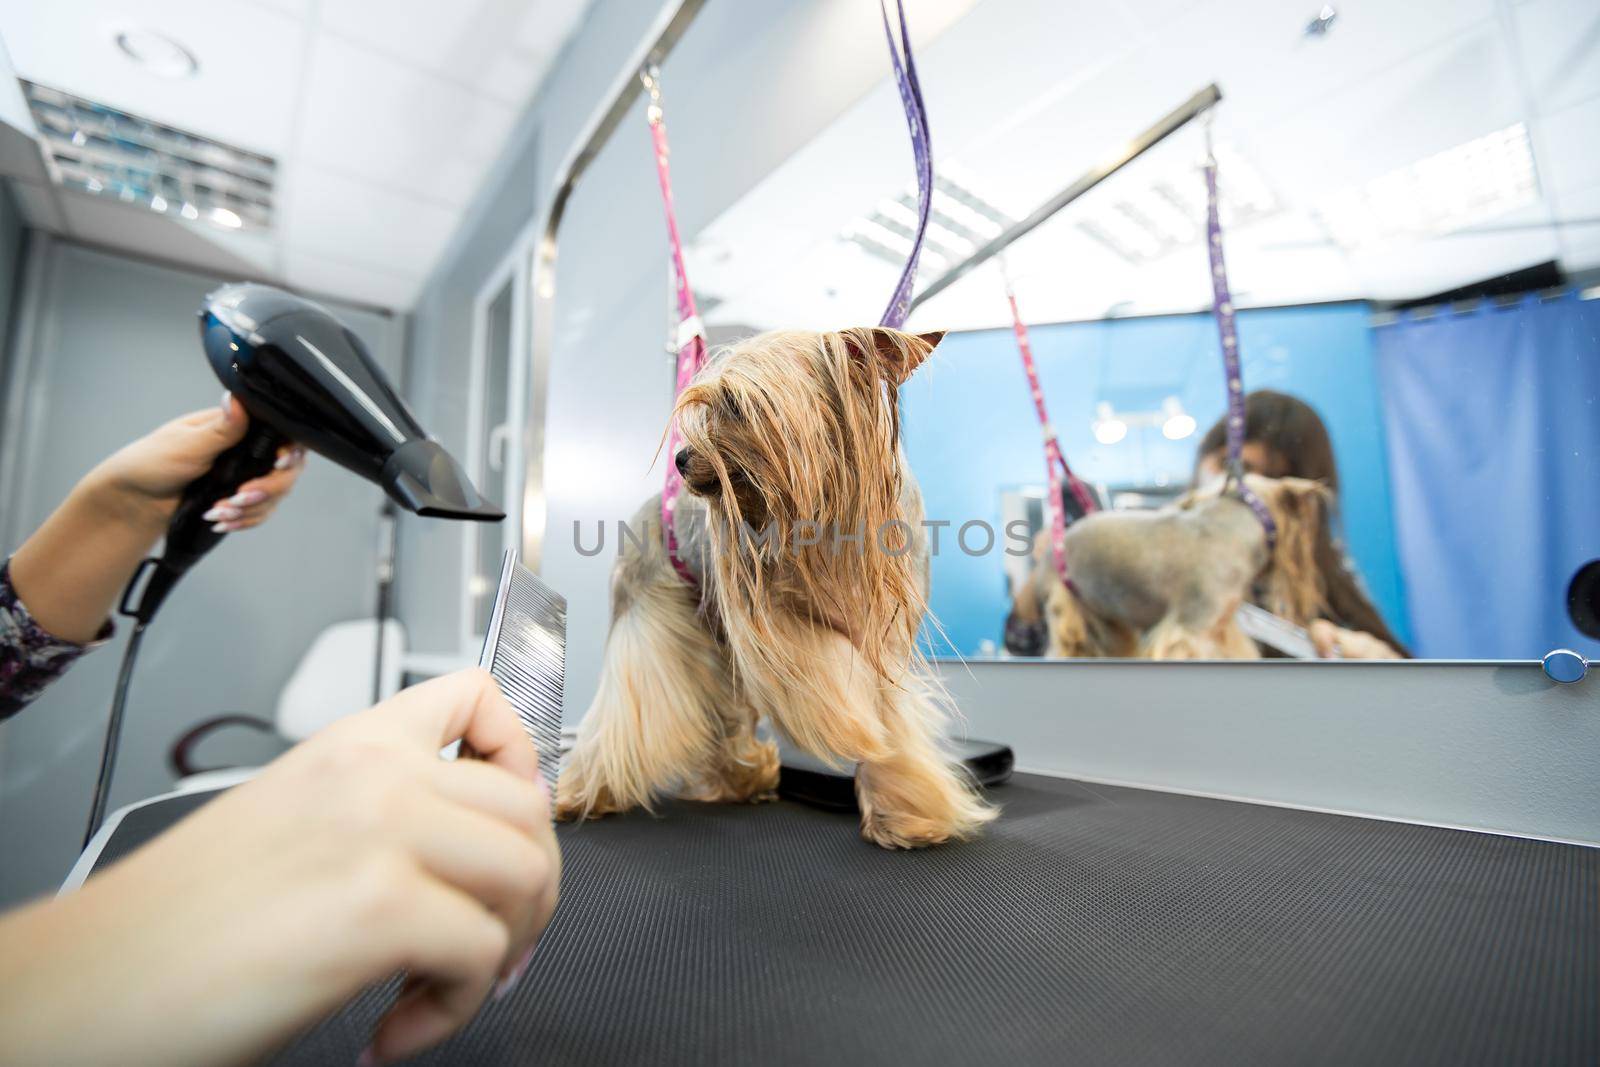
[
  {"x1": 493, "y1": 946, "x2": 537, "y2": 1001},
  {"x1": 212, "y1": 521, "x2": 242, "y2": 533},
  {"x1": 275, "y1": 446, "x2": 306, "y2": 470},
  {"x1": 202, "y1": 505, "x2": 242, "y2": 522},
  {"x1": 220, "y1": 390, "x2": 232, "y2": 414},
  {"x1": 356, "y1": 1046, "x2": 378, "y2": 1067},
  {"x1": 228, "y1": 490, "x2": 267, "y2": 507}
]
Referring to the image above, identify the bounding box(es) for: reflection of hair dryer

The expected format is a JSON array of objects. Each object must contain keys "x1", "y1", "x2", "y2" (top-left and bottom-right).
[
  {"x1": 91, "y1": 283, "x2": 504, "y2": 847},
  {"x1": 124, "y1": 283, "x2": 503, "y2": 624}
]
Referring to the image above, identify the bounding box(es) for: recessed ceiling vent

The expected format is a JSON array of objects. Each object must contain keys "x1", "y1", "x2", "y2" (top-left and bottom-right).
[{"x1": 22, "y1": 81, "x2": 276, "y2": 232}]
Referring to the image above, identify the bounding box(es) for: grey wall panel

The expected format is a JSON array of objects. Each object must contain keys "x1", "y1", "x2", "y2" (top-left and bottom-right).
[
  {"x1": 934, "y1": 659, "x2": 1600, "y2": 845},
  {"x1": 0, "y1": 241, "x2": 402, "y2": 906},
  {"x1": 0, "y1": 182, "x2": 24, "y2": 394}
]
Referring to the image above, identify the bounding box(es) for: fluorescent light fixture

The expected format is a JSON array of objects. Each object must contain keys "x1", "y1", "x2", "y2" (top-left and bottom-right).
[
  {"x1": 23, "y1": 81, "x2": 275, "y2": 233},
  {"x1": 844, "y1": 173, "x2": 1015, "y2": 277},
  {"x1": 1315, "y1": 123, "x2": 1538, "y2": 248},
  {"x1": 1078, "y1": 144, "x2": 1279, "y2": 264}
]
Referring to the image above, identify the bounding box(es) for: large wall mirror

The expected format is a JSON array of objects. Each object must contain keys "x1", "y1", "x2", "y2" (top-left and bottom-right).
[{"x1": 678, "y1": 0, "x2": 1600, "y2": 664}]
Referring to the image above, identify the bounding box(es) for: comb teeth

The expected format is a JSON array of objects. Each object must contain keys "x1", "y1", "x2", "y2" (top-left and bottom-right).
[{"x1": 479, "y1": 551, "x2": 567, "y2": 785}]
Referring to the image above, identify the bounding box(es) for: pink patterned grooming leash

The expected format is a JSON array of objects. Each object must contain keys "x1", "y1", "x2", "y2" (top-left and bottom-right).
[
  {"x1": 646, "y1": 0, "x2": 932, "y2": 588},
  {"x1": 642, "y1": 67, "x2": 707, "y2": 586},
  {"x1": 1004, "y1": 276, "x2": 1097, "y2": 586}
]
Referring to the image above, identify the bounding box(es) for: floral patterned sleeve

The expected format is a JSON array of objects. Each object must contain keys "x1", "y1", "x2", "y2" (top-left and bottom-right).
[{"x1": 0, "y1": 557, "x2": 114, "y2": 720}]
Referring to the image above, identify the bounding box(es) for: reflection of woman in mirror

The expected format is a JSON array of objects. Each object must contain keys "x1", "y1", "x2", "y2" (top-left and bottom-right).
[{"x1": 1194, "y1": 390, "x2": 1409, "y2": 659}]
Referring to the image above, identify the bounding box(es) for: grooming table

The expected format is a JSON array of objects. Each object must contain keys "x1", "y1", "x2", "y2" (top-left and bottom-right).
[{"x1": 71, "y1": 775, "x2": 1597, "y2": 1065}]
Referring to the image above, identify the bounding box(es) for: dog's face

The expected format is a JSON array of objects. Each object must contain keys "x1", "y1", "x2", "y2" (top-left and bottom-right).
[{"x1": 674, "y1": 327, "x2": 943, "y2": 536}]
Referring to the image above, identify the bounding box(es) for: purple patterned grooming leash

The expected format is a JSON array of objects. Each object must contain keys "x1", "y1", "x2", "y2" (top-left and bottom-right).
[
  {"x1": 1204, "y1": 125, "x2": 1276, "y2": 547},
  {"x1": 877, "y1": 0, "x2": 931, "y2": 330}
]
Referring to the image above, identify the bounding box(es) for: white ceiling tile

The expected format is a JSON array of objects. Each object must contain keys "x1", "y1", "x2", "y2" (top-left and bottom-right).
[
  {"x1": 945, "y1": 0, "x2": 1505, "y2": 222},
  {"x1": 1533, "y1": 95, "x2": 1600, "y2": 200},
  {"x1": 1259, "y1": 25, "x2": 1522, "y2": 200},
  {"x1": 317, "y1": 0, "x2": 590, "y2": 105},
  {"x1": 0, "y1": 0, "x2": 305, "y2": 156},
  {"x1": 1514, "y1": 0, "x2": 1600, "y2": 116},
  {"x1": 296, "y1": 32, "x2": 517, "y2": 206},
  {"x1": 281, "y1": 165, "x2": 460, "y2": 279},
  {"x1": 243, "y1": 0, "x2": 313, "y2": 15},
  {"x1": 283, "y1": 248, "x2": 421, "y2": 310}
]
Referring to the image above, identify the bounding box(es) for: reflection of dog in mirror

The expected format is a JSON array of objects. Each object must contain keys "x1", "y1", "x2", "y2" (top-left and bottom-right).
[
  {"x1": 554, "y1": 327, "x2": 997, "y2": 849},
  {"x1": 1040, "y1": 475, "x2": 1330, "y2": 658}
]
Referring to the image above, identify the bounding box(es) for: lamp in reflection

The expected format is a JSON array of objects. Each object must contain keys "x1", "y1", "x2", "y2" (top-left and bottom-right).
[
  {"x1": 1161, "y1": 397, "x2": 1196, "y2": 440},
  {"x1": 1094, "y1": 397, "x2": 1195, "y2": 445},
  {"x1": 1092, "y1": 402, "x2": 1128, "y2": 445}
]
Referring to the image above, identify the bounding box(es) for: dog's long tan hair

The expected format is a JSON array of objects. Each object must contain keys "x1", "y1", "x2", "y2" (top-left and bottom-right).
[
  {"x1": 675, "y1": 328, "x2": 941, "y2": 694},
  {"x1": 1254, "y1": 476, "x2": 1331, "y2": 627}
]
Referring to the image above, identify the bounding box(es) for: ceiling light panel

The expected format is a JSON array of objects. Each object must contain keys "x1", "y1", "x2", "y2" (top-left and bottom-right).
[
  {"x1": 843, "y1": 173, "x2": 1019, "y2": 278},
  {"x1": 1076, "y1": 144, "x2": 1281, "y2": 265},
  {"x1": 23, "y1": 81, "x2": 276, "y2": 231},
  {"x1": 1315, "y1": 123, "x2": 1539, "y2": 249}
]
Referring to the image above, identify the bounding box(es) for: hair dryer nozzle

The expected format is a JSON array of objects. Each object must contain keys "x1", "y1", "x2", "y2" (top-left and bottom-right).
[
  {"x1": 198, "y1": 282, "x2": 505, "y2": 523},
  {"x1": 383, "y1": 440, "x2": 505, "y2": 521}
]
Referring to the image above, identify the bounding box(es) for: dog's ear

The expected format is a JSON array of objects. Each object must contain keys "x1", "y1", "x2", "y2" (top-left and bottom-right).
[{"x1": 842, "y1": 327, "x2": 945, "y2": 386}]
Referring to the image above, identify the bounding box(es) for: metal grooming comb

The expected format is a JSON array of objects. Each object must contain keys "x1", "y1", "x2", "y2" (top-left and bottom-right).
[
  {"x1": 478, "y1": 549, "x2": 568, "y2": 783},
  {"x1": 1235, "y1": 602, "x2": 1335, "y2": 660}
]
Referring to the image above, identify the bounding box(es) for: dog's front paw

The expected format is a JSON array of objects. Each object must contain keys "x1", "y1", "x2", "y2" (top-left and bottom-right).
[
  {"x1": 859, "y1": 810, "x2": 955, "y2": 850},
  {"x1": 553, "y1": 779, "x2": 627, "y2": 822}
]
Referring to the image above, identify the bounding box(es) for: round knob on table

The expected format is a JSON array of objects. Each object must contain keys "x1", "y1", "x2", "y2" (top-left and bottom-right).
[{"x1": 1541, "y1": 649, "x2": 1587, "y2": 684}]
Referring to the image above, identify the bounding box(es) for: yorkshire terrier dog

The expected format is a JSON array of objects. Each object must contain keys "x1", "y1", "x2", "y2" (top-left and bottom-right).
[
  {"x1": 554, "y1": 327, "x2": 996, "y2": 849},
  {"x1": 1039, "y1": 475, "x2": 1330, "y2": 659}
]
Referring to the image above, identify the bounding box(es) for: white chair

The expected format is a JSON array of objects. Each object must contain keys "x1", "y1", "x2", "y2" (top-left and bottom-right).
[{"x1": 168, "y1": 619, "x2": 405, "y2": 792}]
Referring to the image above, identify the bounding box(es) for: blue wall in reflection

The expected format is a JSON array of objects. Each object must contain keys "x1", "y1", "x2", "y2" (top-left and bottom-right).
[{"x1": 902, "y1": 300, "x2": 1409, "y2": 657}]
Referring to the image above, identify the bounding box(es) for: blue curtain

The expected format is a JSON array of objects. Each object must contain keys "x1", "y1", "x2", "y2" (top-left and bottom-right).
[{"x1": 1374, "y1": 292, "x2": 1600, "y2": 659}]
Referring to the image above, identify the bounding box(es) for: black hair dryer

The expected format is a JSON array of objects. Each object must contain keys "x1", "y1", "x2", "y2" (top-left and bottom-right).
[{"x1": 123, "y1": 283, "x2": 504, "y2": 623}]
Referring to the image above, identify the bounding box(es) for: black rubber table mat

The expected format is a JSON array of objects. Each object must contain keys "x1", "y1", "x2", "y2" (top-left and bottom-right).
[
  {"x1": 247, "y1": 775, "x2": 1594, "y2": 1065},
  {"x1": 93, "y1": 789, "x2": 217, "y2": 868}
]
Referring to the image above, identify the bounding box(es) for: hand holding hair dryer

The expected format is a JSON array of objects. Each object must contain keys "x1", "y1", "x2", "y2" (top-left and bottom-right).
[
  {"x1": 126, "y1": 282, "x2": 503, "y2": 623},
  {"x1": 90, "y1": 283, "x2": 504, "y2": 847}
]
